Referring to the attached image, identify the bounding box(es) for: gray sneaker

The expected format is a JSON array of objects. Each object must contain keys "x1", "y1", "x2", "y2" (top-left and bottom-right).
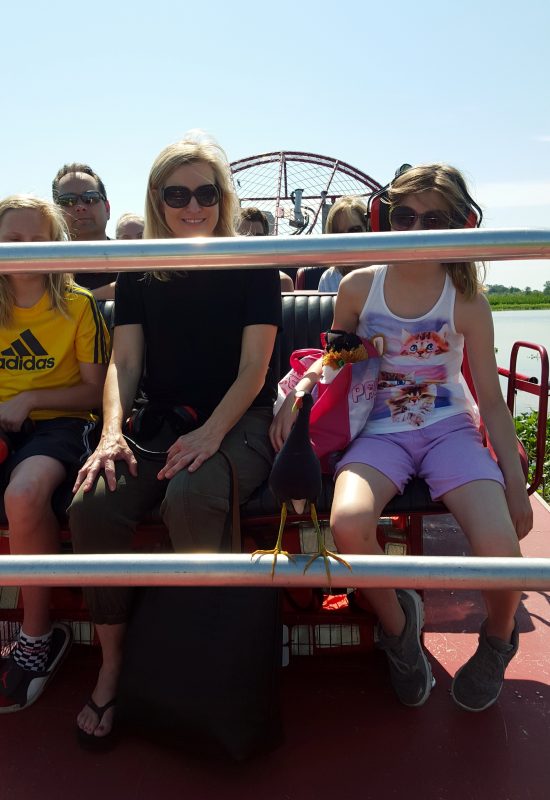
[
  {"x1": 451, "y1": 619, "x2": 519, "y2": 712},
  {"x1": 375, "y1": 589, "x2": 434, "y2": 707}
]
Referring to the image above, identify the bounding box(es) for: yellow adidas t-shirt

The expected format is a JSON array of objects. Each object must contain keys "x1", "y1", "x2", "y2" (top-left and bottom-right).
[{"x1": 0, "y1": 286, "x2": 110, "y2": 421}]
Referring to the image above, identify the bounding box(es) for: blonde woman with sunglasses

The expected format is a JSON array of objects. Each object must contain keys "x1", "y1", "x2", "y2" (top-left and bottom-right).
[{"x1": 69, "y1": 134, "x2": 282, "y2": 746}]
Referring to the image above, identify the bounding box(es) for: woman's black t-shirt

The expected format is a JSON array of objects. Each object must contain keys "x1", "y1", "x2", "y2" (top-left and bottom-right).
[{"x1": 114, "y1": 269, "x2": 282, "y2": 418}]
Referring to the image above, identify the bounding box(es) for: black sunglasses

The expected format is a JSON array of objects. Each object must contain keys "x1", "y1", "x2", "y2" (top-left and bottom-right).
[
  {"x1": 390, "y1": 206, "x2": 451, "y2": 231},
  {"x1": 161, "y1": 184, "x2": 220, "y2": 209},
  {"x1": 56, "y1": 191, "x2": 106, "y2": 208},
  {"x1": 344, "y1": 224, "x2": 366, "y2": 233}
]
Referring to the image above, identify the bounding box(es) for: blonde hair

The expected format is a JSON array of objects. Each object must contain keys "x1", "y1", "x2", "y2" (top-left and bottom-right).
[
  {"x1": 388, "y1": 164, "x2": 485, "y2": 300},
  {"x1": 325, "y1": 195, "x2": 368, "y2": 277},
  {"x1": 144, "y1": 135, "x2": 238, "y2": 279},
  {"x1": 116, "y1": 212, "x2": 144, "y2": 238},
  {"x1": 325, "y1": 196, "x2": 368, "y2": 234},
  {"x1": 0, "y1": 195, "x2": 75, "y2": 327}
]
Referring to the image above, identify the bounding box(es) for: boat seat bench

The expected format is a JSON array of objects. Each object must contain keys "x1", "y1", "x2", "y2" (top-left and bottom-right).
[
  {"x1": 2, "y1": 291, "x2": 545, "y2": 648},
  {"x1": 0, "y1": 293, "x2": 444, "y2": 543},
  {"x1": 0, "y1": 292, "x2": 435, "y2": 647}
]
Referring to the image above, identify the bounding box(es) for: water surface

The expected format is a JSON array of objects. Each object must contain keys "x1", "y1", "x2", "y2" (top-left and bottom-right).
[{"x1": 492, "y1": 309, "x2": 549, "y2": 414}]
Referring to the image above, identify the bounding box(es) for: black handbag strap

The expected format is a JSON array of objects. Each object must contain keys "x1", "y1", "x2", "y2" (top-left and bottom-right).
[
  {"x1": 123, "y1": 403, "x2": 200, "y2": 461},
  {"x1": 218, "y1": 448, "x2": 242, "y2": 553}
]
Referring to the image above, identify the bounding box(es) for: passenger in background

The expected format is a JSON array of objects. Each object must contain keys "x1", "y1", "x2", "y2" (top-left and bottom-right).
[
  {"x1": 238, "y1": 207, "x2": 294, "y2": 292},
  {"x1": 273, "y1": 164, "x2": 531, "y2": 713},
  {"x1": 70, "y1": 135, "x2": 282, "y2": 745},
  {"x1": 115, "y1": 213, "x2": 144, "y2": 240},
  {"x1": 52, "y1": 163, "x2": 117, "y2": 300},
  {"x1": 0, "y1": 195, "x2": 109, "y2": 713},
  {"x1": 317, "y1": 196, "x2": 368, "y2": 292}
]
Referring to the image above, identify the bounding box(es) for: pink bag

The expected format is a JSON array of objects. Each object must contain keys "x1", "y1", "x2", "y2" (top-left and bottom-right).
[
  {"x1": 311, "y1": 338, "x2": 382, "y2": 472},
  {"x1": 276, "y1": 338, "x2": 383, "y2": 473},
  {"x1": 274, "y1": 349, "x2": 322, "y2": 414}
]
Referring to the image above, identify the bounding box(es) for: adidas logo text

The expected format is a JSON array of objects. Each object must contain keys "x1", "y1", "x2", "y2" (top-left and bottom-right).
[
  {"x1": 0, "y1": 355, "x2": 55, "y2": 371},
  {"x1": 0, "y1": 329, "x2": 55, "y2": 371}
]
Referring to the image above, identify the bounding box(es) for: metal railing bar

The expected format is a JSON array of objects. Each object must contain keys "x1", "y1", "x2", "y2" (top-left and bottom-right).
[
  {"x1": 1, "y1": 229, "x2": 550, "y2": 274},
  {"x1": 1, "y1": 554, "x2": 550, "y2": 591}
]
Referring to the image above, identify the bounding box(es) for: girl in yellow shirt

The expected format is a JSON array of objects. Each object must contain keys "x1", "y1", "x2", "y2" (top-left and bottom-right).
[{"x1": 0, "y1": 195, "x2": 109, "y2": 713}]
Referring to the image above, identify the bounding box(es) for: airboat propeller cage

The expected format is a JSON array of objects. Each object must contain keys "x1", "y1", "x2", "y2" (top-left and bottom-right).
[
  {"x1": 229, "y1": 151, "x2": 382, "y2": 236},
  {"x1": 367, "y1": 164, "x2": 483, "y2": 232},
  {"x1": 320, "y1": 191, "x2": 329, "y2": 231},
  {"x1": 290, "y1": 189, "x2": 304, "y2": 227}
]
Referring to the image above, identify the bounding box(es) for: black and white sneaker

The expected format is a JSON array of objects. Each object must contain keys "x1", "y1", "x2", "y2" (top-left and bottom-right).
[{"x1": 0, "y1": 622, "x2": 73, "y2": 713}]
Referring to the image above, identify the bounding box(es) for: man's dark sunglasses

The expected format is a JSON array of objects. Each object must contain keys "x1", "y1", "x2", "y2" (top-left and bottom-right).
[
  {"x1": 390, "y1": 206, "x2": 451, "y2": 231},
  {"x1": 56, "y1": 190, "x2": 106, "y2": 207},
  {"x1": 161, "y1": 184, "x2": 220, "y2": 209}
]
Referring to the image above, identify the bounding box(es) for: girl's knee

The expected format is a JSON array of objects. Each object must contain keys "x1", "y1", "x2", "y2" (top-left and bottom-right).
[
  {"x1": 4, "y1": 479, "x2": 51, "y2": 522},
  {"x1": 330, "y1": 507, "x2": 378, "y2": 551}
]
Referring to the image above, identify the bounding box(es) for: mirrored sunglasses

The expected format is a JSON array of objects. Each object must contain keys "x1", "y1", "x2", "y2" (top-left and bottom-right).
[
  {"x1": 56, "y1": 190, "x2": 106, "y2": 207},
  {"x1": 161, "y1": 184, "x2": 220, "y2": 209},
  {"x1": 390, "y1": 206, "x2": 451, "y2": 231}
]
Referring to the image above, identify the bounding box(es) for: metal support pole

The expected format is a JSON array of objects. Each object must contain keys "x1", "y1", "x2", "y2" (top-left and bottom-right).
[
  {"x1": 1, "y1": 554, "x2": 550, "y2": 590},
  {"x1": 0, "y1": 229, "x2": 549, "y2": 275}
]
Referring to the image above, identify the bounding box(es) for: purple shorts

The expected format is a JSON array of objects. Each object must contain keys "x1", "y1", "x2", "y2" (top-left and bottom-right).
[{"x1": 335, "y1": 413, "x2": 505, "y2": 500}]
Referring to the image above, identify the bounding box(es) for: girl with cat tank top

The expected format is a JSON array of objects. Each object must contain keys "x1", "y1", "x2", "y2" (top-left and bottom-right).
[{"x1": 271, "y1": 163, "x2": 532, "y2": 714}]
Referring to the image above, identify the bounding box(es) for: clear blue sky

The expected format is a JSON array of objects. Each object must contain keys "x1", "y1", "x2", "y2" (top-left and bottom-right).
[{"x1": 2, "y1": 0, "x2": 549, "y2": 288}]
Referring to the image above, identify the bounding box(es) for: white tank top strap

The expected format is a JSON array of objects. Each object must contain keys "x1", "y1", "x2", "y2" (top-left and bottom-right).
[{"x1": 361, "y1": 266, "x2": 457, "y2": 331}]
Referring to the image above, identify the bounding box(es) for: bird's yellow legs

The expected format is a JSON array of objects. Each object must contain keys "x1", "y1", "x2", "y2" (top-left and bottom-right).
[
  {"x1": 304, "y1": 502, "x2": 353, "y2": 586},
  {"x1": 252, "y1": 502, "x2": 296, "y2": 577},
  {"x1": 252, "y1": 502, "x2": 353, "y2": 585}
]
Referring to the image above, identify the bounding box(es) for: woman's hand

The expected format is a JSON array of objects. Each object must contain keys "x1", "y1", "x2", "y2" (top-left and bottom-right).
[
  {"x1": 157, "y1": 425, "x2": 224, "y2": 480},
  {"x1": 73, "y1": 432, "x2": 138, "y2": 493},
  {"x1": 0, "y1": 395, "x2": 34, "y2": 432},
  {"x1": 269, "y1": 391, "x2": 299, "y2": 452}
]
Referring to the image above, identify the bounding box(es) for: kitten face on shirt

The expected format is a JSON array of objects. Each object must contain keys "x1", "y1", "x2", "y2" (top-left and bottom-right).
[
  {"x1": 399, "y1": 324, "x2": 449, "y2": 359},
  {"x1": 387, "y1": 383, "x2": 437, "y2": 426}
]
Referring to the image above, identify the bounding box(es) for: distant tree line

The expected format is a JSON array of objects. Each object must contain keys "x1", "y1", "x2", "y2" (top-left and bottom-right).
[
  {"x1": 486, "y1": 281, "x2": 550, "y2": 295},
  {"x1": 486, "y1": 282, "x2": 550, "y2": 310}
]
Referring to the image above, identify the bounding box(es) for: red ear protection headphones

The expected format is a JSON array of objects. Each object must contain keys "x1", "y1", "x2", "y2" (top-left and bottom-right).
[{"x1": 366, "y1": 164, "x2": 483, "y2": 232}]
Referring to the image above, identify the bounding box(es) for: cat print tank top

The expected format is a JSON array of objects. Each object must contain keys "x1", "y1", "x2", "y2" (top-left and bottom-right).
[{"x1": 357, "y1": 266, "x2": 476, "y2": 434}]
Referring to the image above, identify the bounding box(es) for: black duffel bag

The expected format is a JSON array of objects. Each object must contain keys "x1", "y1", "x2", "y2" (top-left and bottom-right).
[{"x1": 116, "y1": 585, "x2": 283, "y2": 761}]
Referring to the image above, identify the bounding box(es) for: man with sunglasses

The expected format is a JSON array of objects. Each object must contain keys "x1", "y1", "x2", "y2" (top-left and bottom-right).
[{"x1": 52, "y1": 163, "x2": 117, "y2": 300}]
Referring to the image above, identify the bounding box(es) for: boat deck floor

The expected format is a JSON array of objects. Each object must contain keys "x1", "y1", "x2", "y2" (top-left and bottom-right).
[{"x1": 2, "y1": 496, "x2": 550, "y2": 800}]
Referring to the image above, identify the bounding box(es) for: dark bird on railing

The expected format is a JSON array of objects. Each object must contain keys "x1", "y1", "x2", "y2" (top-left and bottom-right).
[{"x1": 253, "y1": 391, "x2": 352, "y2": 584}]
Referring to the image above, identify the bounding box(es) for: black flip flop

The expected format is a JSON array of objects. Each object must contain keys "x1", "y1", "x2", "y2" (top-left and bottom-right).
[{"x1": 76, "y1": 697, "x2": 117, "y2": 751}]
